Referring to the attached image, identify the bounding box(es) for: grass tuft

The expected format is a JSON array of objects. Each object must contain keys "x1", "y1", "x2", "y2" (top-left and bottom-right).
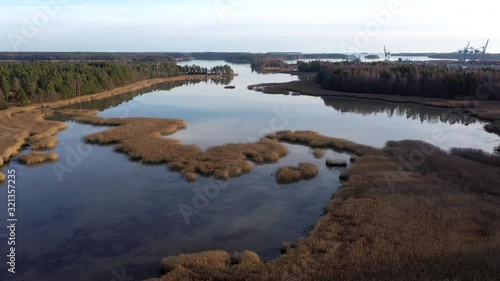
[
  {"x1": 276, "y1": 166, "x2": 302, "y2": 184},
  {"x1": 30, "y1": 136, "x2": 58, "y2": 150},
  {"x1": 312, "y1": 149, "x2": 325, "y2": 158},
  {"x1": 276, "y1": 163, "x2": 319, "y2": 184},
  {"x1": 184, "y1": 172, "x2": 198, "y2": 182},
  {"x1": 18, "y1": 152, "x2": 58, "y2": 165},
  {"x1": 299, "y1": 163, "x2": 319, "y2": 179},
  {"x1": 161, "y1": 251, "x2": 230, "y2": 274},
  {"x1": 231, "y1": 250, "x2": 262, "y2": 266}
]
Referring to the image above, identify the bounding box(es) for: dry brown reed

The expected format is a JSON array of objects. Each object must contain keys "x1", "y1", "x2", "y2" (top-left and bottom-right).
[
  {"x1": 51, "y1": 109, "x2": 100, "y2": 117},
  {"x1": 76, "y1": 116, "x2": 288, "y2": 181},
  {"x1": 0, "y1": 109, "x2": 67, "y2": 166},
  {"x1": 152, "y1": 132, "x2": 500, "y2": 281},
  {"x1": 30, "y1": 136, "x2": 58, "y2": 150},
  {"x1": 276, "y1": 163, "x2": 319, "y2": 184},
  {"x1": 312, "y1": 149, "x2": 325, "y2": 158},
  {"x1": 268, "y1": 130, "x2": 376, "y2": 156}
]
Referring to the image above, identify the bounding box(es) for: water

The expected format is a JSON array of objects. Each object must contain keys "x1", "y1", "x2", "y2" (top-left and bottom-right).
[{"x1": 0, "y1": 60, "x2": 498, "y2": 281}]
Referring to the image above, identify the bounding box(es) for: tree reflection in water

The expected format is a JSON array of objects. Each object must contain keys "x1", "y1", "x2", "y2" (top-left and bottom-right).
[{"x1": 322, "y1": 96, "x2": 479, "y2": 126}]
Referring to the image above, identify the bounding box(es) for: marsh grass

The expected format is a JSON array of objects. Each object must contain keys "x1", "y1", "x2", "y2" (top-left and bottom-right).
[
  {"x1": 161, "y1": 250, "x2": 262, "y2": 280},
  {"x1": 0, "y1": 109, "x2": 67, "y2": 167},
  {"x1": 276, "y1": 166, "x2": 302, "y2": 184},
  {"x1": 451, "y1": 147, "x2": 500, "y2": 168},
  {"x1": 51, "y1": 109, "x2": 100, "y2": 118},
  {"x1": 299, "y1": 163, "x2": 319, "y2": 179},
  {"x1": 276, "y1": 163, "x2": 319, "y2": 184},
  {"x1": 154, "y1": 132, "x2": 500, "y2": 281},
  {"x1": 184, "y1": 172, "x2": 198, "y2": 182},
  {"x1": 312, "y1": 149, "x2": 325, "y2": 158},
  {"x1": 18, "y1": 152, "x2": 58, "y2": 165},
  {"x1": 76, "y1": 116, "x2": 288, "y2": 181},
  {"x1": 268, "y1": 130, "x2": 376, "y2": 156},
  {"x1": 30, "y1": 136, "x2": 58, "y2": 150}
]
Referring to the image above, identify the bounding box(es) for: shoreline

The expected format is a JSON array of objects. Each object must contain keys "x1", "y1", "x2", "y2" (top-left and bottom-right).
[
  {"x1": 0, "y1": 74, "x2": 231, "y2": 180},
  {"x1": 1, "y1": 75, "x2": 229, "y2": 117},
  {"x1": 249, "y1": 79, "x2": 500, "y2": 136}
]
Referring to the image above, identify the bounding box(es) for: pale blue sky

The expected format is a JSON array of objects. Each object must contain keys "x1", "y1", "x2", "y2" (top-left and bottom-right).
[{"x1": 0, "y1": 0, "x2": 497, "y2": 53}]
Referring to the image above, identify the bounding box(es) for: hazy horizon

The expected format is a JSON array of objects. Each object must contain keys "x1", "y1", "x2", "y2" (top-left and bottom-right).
[{"x1": 0, "y1": 0, "x2": 497, "y2": 53}]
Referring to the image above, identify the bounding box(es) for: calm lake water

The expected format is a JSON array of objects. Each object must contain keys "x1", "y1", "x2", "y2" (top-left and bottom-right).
[{"x1": 0, "y1": 60, "x2": 498, "y2": 281}]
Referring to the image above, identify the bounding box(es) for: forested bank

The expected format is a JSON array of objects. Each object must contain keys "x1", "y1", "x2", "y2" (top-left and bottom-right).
[
  {"x1": 0, "y1": 62, "x2": 233, "y2": 108},
  {"x1": 0, "y1": 52, "x2": 177, "y2": 63},
  {"x1": 189, "y1": 52, "x2": 346, "y2": 63},
  {"x1": 0, "y1": 52, "x2": 348, "y2": 64},
  {"x1": 297, "y1": 61, "x2": 500, "y2": 100}
]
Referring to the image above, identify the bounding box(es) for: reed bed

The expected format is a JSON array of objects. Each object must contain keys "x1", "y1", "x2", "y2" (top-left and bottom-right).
[
  {"x1": 51, "y1": 109, "x2": 100, "y2": 117},
  {"x1": 0, "y1": 109, "x2": 67, "y2": 166},
  {"x1": 30, "y1": 136, "x2": 58, "y2": 150},
  {"x1": 161, "y1": 250, "x2": 262, "y2": 280},
  {"x1": 76, "y1": 116, "x2": 288, "y2": 181},
  {"x1": 18, "y1": 152, "x2": 58, "y2": 165},
  {"x1": 276, "y1": 163, "x2": 319, "y2": 184},
  {"x1": 268, "y1": 130, "x2": 376, "y2": 156},
  {"x1": 153, "y1": 132, "x2": 500, "y2": 281},
  {"x1": 276, "y1": 166, "x2": 302, "y2": 184}
]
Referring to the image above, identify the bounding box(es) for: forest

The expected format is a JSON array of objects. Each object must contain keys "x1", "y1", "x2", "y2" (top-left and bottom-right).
[
  {"x1": 0, "y1": 52, "x2": 348, "y2": 64},
  {"x1": 171, "y1": 52, "x2": 347, "y2": 63},
  {"x1": 299, "y1": 61, "x2": 500, "y2": 100},
  {"x1": 0, "y1": 61, "x2": 233, "y2": 108},
  {"x1": 251, "y1": 60, "x2": 286, "y2": 68},
  {"x1": 0, "y1": 52, "x2": 177, "y2": 63}
]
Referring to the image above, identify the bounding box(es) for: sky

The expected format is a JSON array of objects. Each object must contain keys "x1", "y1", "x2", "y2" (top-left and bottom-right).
[{"x1": 0, "y1": 0, "x2": 497, "y2": 53}]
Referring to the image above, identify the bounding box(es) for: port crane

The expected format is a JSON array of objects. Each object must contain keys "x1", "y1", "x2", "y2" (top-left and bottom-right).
[
  {"x1": 384, "y1": 46, "x2": 391, "y2": 61},
  {"x1": 480, "y1": 39, "x2": 490, "y2": 60},
  {"x1": 458, "y1": 39, "x2": 489, "y2": 62}
]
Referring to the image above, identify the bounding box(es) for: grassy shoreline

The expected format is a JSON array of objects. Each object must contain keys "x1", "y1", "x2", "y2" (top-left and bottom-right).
[
  {"x1": 249, "y1": 79, "x2": 500, "y2": 136},
  {"x1": 73, "y1": 114, "x2": 288, "y2": 181},
  {"x1": 150, "y1": 131, "x2": 500, "y2": 281}
]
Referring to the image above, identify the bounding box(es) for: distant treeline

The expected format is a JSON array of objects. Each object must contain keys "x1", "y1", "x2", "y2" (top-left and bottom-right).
[
  {"x1": 0, "y1": 62, "x2": 233, "y2": 108},
  {"x1": 251, "y1": 60, "x2": 286, "y2": 68},
  {"x1": 185, "y1": 53, "x2": 347, "y2": 63},
  {"x1": 0, "y1": 52, "x2": 178, "y2": 63},
  {"x1": 0, "y1": 52, "x2": 349, "y2": 64},
  {"x1": 299, "y1": 61, "x2": 500, "y2": 100}
]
